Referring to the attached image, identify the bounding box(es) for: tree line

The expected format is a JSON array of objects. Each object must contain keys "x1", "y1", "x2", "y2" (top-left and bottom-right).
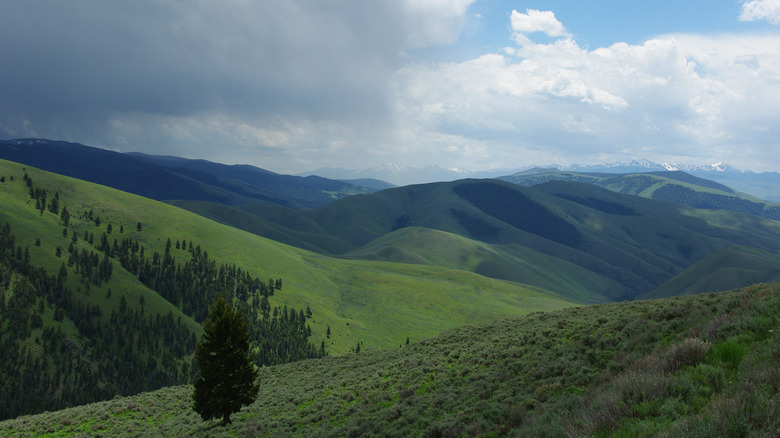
[
  {"x1": 0, "y1": 171, "x2": 325, "y2": 420},
  {"x1": 105, "y1": 235, "x2": 325, "y2": 366}
]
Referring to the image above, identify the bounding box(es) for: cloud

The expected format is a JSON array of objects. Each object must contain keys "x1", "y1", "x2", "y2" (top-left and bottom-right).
[
  {"x1": 0, "y1": 2, "x2": 404, "y2": 121},
  {"x1": 0, "y1": 1, "x2": 475, "y2": 170},
  {"x1": 2, "y1": 2, "x2": 780, "y2": 175},
  {"x1": 740, "y1": 0, "x2": 780, "y2": 24},
  {"x1": 393, "y1": 28, "x2": 780, "y2": 171},
  {"x1": 403, "y1": 0, "x2": 477, "y2": 47},
  {"x1": 510, "y1": 9, "x2": 570, "y2": 39}
]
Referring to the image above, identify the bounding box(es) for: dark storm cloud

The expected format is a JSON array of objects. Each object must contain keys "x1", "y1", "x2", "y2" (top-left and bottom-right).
[{"x1": 0, "y1": 1, "x2": 405, "y2": 131}]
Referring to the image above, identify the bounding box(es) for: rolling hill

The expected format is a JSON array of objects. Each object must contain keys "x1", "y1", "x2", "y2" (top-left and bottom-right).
[
  {"x1": 500, "y1": 168, "x2": 780, "y2": 220},
  {"x1": 2, "y1": 283, "x2": 778, "y2": 437},
  {"x1": 563, "y1": 159, "x2": 780, "y2": 203},
  {"x1": 178, "y1": 178, "x2": 780, "y2": 303},
  {"x1": 0, "y1": 158, "x2": 573, "y2": 419},
  {"x1": 0, "y1": 138, "x2": 376, "y2": 209},
  {"x1": 647, "y1": 245, "x2": 780, "y2": 299},
  {"x1": 6, "y1": 138, "x2": 780, "y2": 304}
]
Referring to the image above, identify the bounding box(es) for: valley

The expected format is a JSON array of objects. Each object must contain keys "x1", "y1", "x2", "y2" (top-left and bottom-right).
[
  {"x1": 5, "y1": 1, "x2": 780, "y2": 435},
  {"x1": 0, "y1": 158, "x2": 573, "y2": 420},
  {"x1": 1, "y1": 142, "x2": 779, "y2": 436},
  {"x1": 181, "y1": 177, "x2": 780, "y2": 303}
]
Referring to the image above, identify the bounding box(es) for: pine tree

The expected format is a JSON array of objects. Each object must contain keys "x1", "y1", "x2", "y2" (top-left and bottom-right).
[
  {"x1": 193, "y1": 296, "x2": 259, "y2": 425},
  {"x1": 60, "y1": 206, "x2": 70, "y2": 227}
]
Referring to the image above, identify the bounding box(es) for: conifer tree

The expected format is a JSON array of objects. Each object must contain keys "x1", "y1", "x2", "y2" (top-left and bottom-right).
[
  {"x1": 193, "y1": 296, "x2": 259, "y2": 425},
  {"x1": 60, "y1": 206, "x2": 70, "y2": 227}
]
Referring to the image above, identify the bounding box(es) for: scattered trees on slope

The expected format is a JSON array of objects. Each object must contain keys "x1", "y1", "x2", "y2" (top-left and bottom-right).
[{"x1": 0, "y1": 168, "x2": 325, "y2": 419}]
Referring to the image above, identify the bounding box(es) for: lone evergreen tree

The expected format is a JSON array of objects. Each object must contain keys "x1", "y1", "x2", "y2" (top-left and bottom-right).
[{"x1": 193, "y1": 295, "x2": 259, "y2": 425}]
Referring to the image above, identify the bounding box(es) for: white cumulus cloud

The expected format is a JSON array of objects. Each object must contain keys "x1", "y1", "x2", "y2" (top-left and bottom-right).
[
  {"x1": 740, "y1": 0, "x2": 780, "y2": 24},
  {"x1": 392, "y1": 26, "x2": 780, "y2": 171},
  {"x1": 510, "y1": 9, "x2": 570, "y2": 38}
]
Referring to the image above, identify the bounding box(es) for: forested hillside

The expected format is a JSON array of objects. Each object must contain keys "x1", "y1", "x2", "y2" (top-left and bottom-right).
[{"x1": 0, "y1": 164, "x2": 322, "y2": 419}]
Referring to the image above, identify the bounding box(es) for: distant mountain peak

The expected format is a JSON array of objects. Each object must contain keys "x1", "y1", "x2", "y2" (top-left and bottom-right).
[
  {"x1": 661, "y1": 161, "x2": 739, "y2": 174},
  {"x1": 710, "y1": 161, "x2": 737, "y2": 172}
]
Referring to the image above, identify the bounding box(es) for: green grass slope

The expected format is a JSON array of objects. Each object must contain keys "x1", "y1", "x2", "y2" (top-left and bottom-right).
[
  {"x1": 0, "y1": 164, "x2": 199, "y2": 333},
  {"x1": 343, "y1": 226, "x2": 618, "y2": 303},
  {"x1": 225, "y1": 178, "x2": 780, "y2": 303},
  {"x1": 168, "y1": 200, "x2": 356, "y2": 254},
  {"x1": 4, "y1": 283, "x2": 778, "y2": 437},
  {"x1": 648, "y1": 245, "x2": 780, "y2": 299},
  {"x1": 0, "y1": 159, "x2": 573, "y2": 355}
]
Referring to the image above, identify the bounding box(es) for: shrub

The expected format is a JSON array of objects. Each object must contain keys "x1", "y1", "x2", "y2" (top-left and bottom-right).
[
  {"x1": 668, "y1": 373, "x2": 698, "y2": 404},
  {"x1": 711, "y1": 338, "x2": 747, "y2": 369},
  {"x1": 690, "y1": 363, "x2": 726, "y2": 393},
  {"x1": 699, "y1": 314, "x2": 729, "y2": 342},
  {"x1": 664, "y1": 338, "x2": 711, "y2": 373}
]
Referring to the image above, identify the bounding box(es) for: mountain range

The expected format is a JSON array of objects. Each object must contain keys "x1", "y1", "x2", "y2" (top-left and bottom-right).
[
  {"x1": 500, "y1": 168, "x2": 780, "y2": 221},
  {"x1": 3, "y1": 138, "x2": 780, "y2": 304},
  {"x1": 0, "y1": 139, "x2": 378, "y2": 209},
  {"x1": 2, "y1": 138, "x2": 780, "y2": 433},
  {"x1": 178, "y1": 177, "x2": 780, "y2": 304},
  {"x1": 305, "y1": 159, "x2": 780, "y2": 202}
]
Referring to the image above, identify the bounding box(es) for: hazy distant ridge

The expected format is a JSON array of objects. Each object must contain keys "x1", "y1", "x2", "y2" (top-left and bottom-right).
[{"x1": 304, "y1": 159, "x2": 780, "y2": 201}]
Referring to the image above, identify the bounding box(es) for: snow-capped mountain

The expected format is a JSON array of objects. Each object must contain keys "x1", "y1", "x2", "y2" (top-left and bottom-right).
[{"x1": 661, "y1": 161, "x2": 740, "y2": 173}]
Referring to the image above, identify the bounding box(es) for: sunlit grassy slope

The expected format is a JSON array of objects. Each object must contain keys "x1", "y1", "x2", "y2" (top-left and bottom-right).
[
  {"x1": 221, "y1": 178, "x2": 780, "y2": 304},
  {"x1": 343, "y1": 226, "x2": 617, "y2": 303},
  {"x1": 647, "y1": 245, "x2": 780, "y2": 299},
  {"x1": 0, "y1": 159, "x2": 574, "y2": 354},
  {"x1": 4, "y1": 283, "x2": 778, "y2": 437}
]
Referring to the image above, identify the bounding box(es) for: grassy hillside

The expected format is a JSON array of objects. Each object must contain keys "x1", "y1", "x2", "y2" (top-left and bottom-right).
[
  {"x1": 186, "y1": 178, "x2": 780, "y2": 303},
  {"x1": 648, "y1": 245, "x2": 780, "y2": 299},
  {"x1": 0, "y1": 159, "x2": 573, "y2": 345},
  {"x1": 3, "y1": 283, "x2": 778, "y2": 437},
  {"x1": 343, "y1": 226, "x2": 617, "y2": 304},
  {"x1": 501, "y1": 168, "x2": 780, "y2": 220},
  {"x1": 0, "y1": 159, "x2": 574, "y2": 418}
]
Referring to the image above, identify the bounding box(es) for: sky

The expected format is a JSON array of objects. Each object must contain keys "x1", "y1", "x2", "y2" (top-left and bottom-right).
[{"x1": 1, "y1": 0, "x2": 780, "y2": 174}]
